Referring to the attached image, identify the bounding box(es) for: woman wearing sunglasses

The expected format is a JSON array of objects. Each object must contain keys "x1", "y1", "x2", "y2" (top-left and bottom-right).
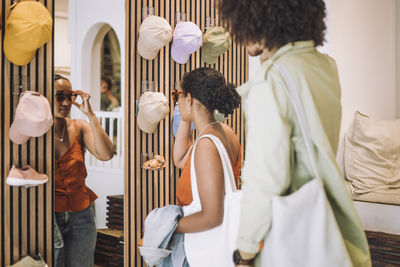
[
  {"x1": 172, "y1": 67, "x2": 241, "y2": 266},
  {"x1": 53, "y1": 74, "x2": 114, "y2": 267}
]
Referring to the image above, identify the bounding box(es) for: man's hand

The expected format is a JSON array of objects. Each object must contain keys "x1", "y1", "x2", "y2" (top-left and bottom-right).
[{"x1": 233, "y1": 249, "x2": 256, "y2": 267}]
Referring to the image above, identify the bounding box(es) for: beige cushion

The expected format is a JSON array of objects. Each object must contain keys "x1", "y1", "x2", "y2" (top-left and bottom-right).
[
  {"x1": 344, "y1": 111, "x2": 400, "y2": 205},
  {"x1": 346, "y1": 181, "x2": 400, "y2": 205}
]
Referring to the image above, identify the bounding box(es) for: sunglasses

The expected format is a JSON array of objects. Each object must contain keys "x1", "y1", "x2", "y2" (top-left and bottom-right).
[
  {"x1": 55, "y1": 93, "x2": 78, "y2": 102},
  {"x1": 171, "y1": 90, "x2": 185, "y2": 103}
]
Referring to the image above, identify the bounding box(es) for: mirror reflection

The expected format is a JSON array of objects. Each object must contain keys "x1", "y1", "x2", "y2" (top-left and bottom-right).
[{"x1": 54, "y1": 0, "x2": 125, "y2": 266}]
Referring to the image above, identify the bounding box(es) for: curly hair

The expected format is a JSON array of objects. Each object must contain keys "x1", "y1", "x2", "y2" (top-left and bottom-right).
[
  {"x1": 218, "y1": 0, "x2": 326, "y2": 50},
  {"x1": 180, "y1": 68, "x2": 241, "y2": 117},
  {"x1": 101, "y1": 77, "x2": 112, "y2": 91}
]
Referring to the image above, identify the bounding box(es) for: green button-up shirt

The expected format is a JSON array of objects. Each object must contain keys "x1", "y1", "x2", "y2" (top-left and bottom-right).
[{"x1": 237, "y1": 41, "x2": 371, "y2": 266}]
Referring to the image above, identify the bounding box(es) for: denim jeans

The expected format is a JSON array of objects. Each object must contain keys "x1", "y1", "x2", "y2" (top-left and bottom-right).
[{"x1": 55, "y1": 206, "x2": 97, "y2": 267}]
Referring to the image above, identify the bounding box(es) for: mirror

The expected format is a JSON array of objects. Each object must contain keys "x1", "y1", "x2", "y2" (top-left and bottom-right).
[{"x1": 54, "y1": 0, "x2": 125, "y2": 266}]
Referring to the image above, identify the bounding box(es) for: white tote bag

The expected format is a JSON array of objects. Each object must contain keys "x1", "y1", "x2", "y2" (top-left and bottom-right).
[
  {"x1": 260, "y1": 64, "x2": 353, "y2": 267},
  {"x1": 183, "y1": 134, "x2": 241, "y2": 267}
]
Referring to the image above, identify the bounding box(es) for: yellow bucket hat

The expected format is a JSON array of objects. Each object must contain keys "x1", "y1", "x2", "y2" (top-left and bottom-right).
[{"x1": 4, "y1": 0, "x2": 52, "y2": 66}]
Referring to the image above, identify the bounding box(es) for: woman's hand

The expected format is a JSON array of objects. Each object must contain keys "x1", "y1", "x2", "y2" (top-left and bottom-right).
[
  {"x1": 72, "y1": 90, "x2": 94, "y2": 116},
  {"x1": 173, "y1": 120, "x2": 193, "y2": 168}
]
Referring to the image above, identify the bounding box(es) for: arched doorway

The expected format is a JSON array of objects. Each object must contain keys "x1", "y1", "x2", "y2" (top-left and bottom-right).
[{"x1": 100, "y1": 29, "x2": 121, "y2": 112}]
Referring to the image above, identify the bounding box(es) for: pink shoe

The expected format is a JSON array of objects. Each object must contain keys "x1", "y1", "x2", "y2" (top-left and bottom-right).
[{"x1": 6, "y1": 165, "x2": 48, "y2": 187}]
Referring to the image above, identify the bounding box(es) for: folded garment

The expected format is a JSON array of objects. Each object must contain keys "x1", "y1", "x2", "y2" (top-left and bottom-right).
[
  {"x1": 139, "y1": 205, "x2": 189, "y2": 267},
  {"x1": 143, "y1": 155, "x2": 166, "y2": 170}
]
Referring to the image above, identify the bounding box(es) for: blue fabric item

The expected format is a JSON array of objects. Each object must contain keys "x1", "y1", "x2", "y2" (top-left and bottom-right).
[
  {"x1": 159, "y1": 233, "x2": 187, "y2": 267},
  {"x1": 55, "y1": 206, "x2": 97, "y2": 267},
  {"x1": 139, "y1": 205, "x2": 189, "y2": 267},
  {"x1": 54, "y1": 214, "x2": 64, "y2": 249},
  {"x1": 172, "y1": 105, "x2": 195, "y2": 137},
  {"x1": 136, "y1": 99, "x2": 140, "y2": 117}
]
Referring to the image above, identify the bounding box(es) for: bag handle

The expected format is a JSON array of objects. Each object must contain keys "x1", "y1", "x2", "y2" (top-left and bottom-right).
[
  {"x1": 274, "y1": 63, "x2": 321, "y2": 181},
  {"x1": 190, "y1": 134, "x2": 237, "y2": 196}
]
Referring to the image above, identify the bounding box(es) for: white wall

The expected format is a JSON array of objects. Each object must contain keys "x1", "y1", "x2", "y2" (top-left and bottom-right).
[
  {"x1": 55, "y1": 0, "x2": 71, "y2": 70},
  {"x1": 55, "y1": 15, "x2": 71, "y2": 69},
  {"x1": 86, "y1": 168, "x2": 124, "y2": 229},
  {"x1": 56, "y1": 0, "x2": 68, "y2": 13},
  {"x1": 330, "y1": 0, "x2": 397, "y2": 134}
]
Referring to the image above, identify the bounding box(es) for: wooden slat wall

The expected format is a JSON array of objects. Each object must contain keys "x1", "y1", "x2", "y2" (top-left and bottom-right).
[
  {"x1": 125, "y1": 0, "x2": 248, "y2": 266},
  {"x1": 366, "y1": 231, "x2": 400, "y2": 266},
  {"x1": 0, "y1": 0, "x2": 54, "y2": 266}
]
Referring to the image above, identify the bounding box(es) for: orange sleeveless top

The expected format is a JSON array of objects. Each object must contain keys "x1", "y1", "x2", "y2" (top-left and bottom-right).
[
  {"x1": 55, "y1": 120, "x2": 98, "y2": 212},
  {"x1": 176, "y1": 140, "x2": 242, "y2": 206}
]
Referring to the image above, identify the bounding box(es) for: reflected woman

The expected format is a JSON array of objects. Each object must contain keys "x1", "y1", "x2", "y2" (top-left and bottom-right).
[{"x1": 54, "y1": 74, "x2": 114, "y2": 267}]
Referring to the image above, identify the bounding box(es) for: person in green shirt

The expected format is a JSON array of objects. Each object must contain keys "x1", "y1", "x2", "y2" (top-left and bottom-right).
[{"x1": 218, "y1": 0, "x2": 371, "y2": 266}]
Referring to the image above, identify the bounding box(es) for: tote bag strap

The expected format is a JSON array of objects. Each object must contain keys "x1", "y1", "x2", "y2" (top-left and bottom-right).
[
  {"x1": 190, "y1": 134, "x2": 237, "y2": 208},
  {"x1": 274, "y1": 63, "x2": 321, "y2": 181}
]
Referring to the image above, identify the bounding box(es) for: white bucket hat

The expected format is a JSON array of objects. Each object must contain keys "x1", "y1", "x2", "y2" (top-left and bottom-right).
[
  {"x1": 138, "y1": 16, "x2": 172, "y2": 60},
  {"x1": 137, "y1": 92, "x2": 169, "y2": 133}
]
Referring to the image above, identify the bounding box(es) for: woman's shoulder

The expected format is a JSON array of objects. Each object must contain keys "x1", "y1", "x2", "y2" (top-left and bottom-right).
[
  {"x1": 70, "y1": 119, "x2": 84, "y2": 129},
  {"x1": 221, "y1": 123, "x2": 240, "y2": 144},
  {"x1": 73, "y1": 118, "x2": 90, "y2": 126},
  {"x1": 193, "y1": 136, "x2": 219, "y2": 160},
  {"x1": 72, "y1": 119, "x2": 91, "y2": 137}
]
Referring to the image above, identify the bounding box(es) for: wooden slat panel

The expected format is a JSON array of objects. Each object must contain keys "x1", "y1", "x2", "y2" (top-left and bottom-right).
[
  {"x1": 20, "y1": 66, "x2": 28, "y2": 260},
  {"x1": 169, "y1": 0, "x2": 176, "y2": 206},
  {"x1": 0, "y1": 0, "x2": 54, "y2": 266},
  {"x1": 4, "y1": 58, "x2": 11, "y2": 266},
  {"x1": 37, "y1": 38, "x2": 45, "y2": 263},
  {"x1": 366, "y1": 231, "x2": 400, "y2": 266},
  {"x1": 3, "y1": 2, "x2": 11, "y2": 265},
  {"x1": 11, "y1": 64, "x2": 19, "y2": 262},
  {"x1": 45, "y1": 0, "x2": 54, "y2": 260},
  {"x1": 125, "y1": 0, "x2": 247, "y2": 266},
  {"x1": 0, "y1": 0, "x2": 3, "y2": 263},
  {"x1": 124, "y1": 0, "x2": 131, "y2": 265},
  {"x1": 29, "y1": 46, "x2": 38, "y2": 258}
]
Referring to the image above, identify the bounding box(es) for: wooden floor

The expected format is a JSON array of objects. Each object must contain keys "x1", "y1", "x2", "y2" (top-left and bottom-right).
[{"x1": 366, "y1": 231, "x2": 400, "y2": 266}]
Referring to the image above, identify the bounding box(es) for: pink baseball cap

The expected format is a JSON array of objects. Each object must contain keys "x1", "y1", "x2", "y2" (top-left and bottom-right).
[
  {"x1": 171, "y1": 22, "x2": 202, "y2": 64},
  {"x1": 9, "y1": 91, "x2": 53, "y2": 144}
]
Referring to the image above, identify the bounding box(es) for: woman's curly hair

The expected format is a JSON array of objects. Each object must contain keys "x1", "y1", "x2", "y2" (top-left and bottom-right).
[
  {"x1": 180, "y1": 68, "x2": 241, "y2": 117},
  {"x1": 218, "y1": 0, "x2": 326, "y2": 50}
]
